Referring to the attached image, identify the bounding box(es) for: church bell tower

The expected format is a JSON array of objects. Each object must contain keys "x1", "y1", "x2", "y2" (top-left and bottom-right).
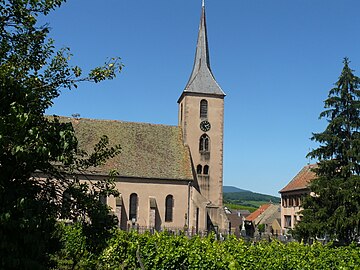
[{"x1": 178, "y1": 1, "x2": 226, "y2": 208}]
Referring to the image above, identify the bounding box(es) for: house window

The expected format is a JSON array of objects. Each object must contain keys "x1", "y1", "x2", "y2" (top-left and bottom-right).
[
  {"x1": 300, "y1": 194, "x2": 305, "y2": 206},
  {"x1": 289, "y1": 196, "x2": 294, "y2": 207},
  {"x1": 284, "y1": 215, "x2": 292, "y2": 228},
  {"x1": 165, "y1": 195, "x2": 174, "y2": 222},
  {"x1": 203, "y1": 165, "x2": 209, "y2": 175},
  {"x1": 197, "y1": 164, "x2": 202, "y2": 174},
  {"x1": 200, "y1": 99, "x2": 208, "y2": 118},
  {"x1": 199, "y1": 134, "x2": 210, "y2": 152},
  {"x1": 129, "y1": 193, "x2": 138, "y2": 221}
]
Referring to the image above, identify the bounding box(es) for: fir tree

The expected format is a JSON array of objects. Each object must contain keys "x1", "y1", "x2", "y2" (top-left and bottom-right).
[{"x1": 295, "y1": 58, "x2": 360, "y2": 245}]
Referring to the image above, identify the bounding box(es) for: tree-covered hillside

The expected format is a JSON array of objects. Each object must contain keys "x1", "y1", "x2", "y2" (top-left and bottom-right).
[{"x1": 223, "y1": 186, "x2": 280, "y2": 211}]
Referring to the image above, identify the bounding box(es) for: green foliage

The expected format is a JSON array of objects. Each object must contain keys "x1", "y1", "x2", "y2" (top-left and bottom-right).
[
  {"x1": 258, "y1": 224, "x2": 265, "y2": 234},
  {"x1": 0, "y1": 0, "x2": 123, "y2": 268},
  {"x1": 223, "y1": 191, "x2": 280, "y2": 211},
  {"x1": 295, "y1": 58, "x2": 360, "y2": 244},
  {"x1": 54, "y1": 223, "x2": 88, "y2": 269},
  {"x1": 223, "y1": 192, "x2": 280, "y2": 203},
  {"x1": 56, "y1": 227, "x2": 360, "y2": 269}
]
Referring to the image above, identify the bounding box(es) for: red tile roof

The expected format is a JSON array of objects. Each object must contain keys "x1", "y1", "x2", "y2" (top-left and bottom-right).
[
  {"x1": 279, "y1": 164, "x2": 317, "y2": 193},
  {"x1": 245, "y1": 204, "x2": 271, "y2": 222}
]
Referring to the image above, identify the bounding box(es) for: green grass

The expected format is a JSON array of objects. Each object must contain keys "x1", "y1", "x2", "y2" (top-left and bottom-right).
[
  {"x1": 224, "y1": 203, "x2": 257, "y2": 212},
  {"x1": 243, "y1": 200, "x2": 273, "y2": 207}
]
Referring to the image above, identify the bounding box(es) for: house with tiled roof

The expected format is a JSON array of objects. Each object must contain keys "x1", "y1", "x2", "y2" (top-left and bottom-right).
[
  {"x1": 279, "y1": 164, "x2": 317, "y2": 234},
  {"x1": 246, "y1": 204, "x2": 271, "y2": 223},
  {"x1": 60, "y1": 2, "x2": 229, "y2": 233},
  {"x1": 244, "y1": 204, "x2": 280, "y2": 237}
]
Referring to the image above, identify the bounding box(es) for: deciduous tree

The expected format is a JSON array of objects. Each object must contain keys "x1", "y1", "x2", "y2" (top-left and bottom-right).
[{"x1": 0, "y1": 1, "x2": 123, "y2": 268}]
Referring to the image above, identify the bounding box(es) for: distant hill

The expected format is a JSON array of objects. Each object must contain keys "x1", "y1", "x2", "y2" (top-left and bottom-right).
[
  {"x1": 223, "y1": 186, "x2": 249, "y2": 193},
  {"x1": 223, "y1": 186, "x2": 280, "y2": 212}
]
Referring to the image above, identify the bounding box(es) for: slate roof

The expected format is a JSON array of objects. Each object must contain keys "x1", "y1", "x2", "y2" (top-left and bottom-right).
[
  {"x1": 226, "y1": 212, "x2": 243, "y2": 229},
  {"x1": 238, "y1": 210, "x2": 251, "y2": 218},
  {"x1": 279, "y1": 164, "x2": 317, "y2": 193},
  {"x1": 59, "y1": 117, "x2": 193, "y2": 181},
  {"x1": 181, "y1": 2, "x2": 225, "y2": 98}
]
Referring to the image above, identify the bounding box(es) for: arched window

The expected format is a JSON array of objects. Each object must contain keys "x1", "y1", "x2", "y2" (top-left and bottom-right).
[
  {"x1": 99, "y1": 193, "x2": 107, "y2": 205},
  {"x1": 200, "y1": 99, "x2": 208, "y2": 118},
  {"x1": 165, "y1": 195, "x2": 174, "y2": 222},
  {"x1": 197, "y1": 164, "x2": 202, "y2": 174},
  {"x1": 129, "y1": 193, "x2": 138, "y2": 221},
  {"x1": 61, "y1": 189, "x2": 71, "y2": 218},
  {"x1": 199, "y1": 134, "x2": 210, "y2": 152},
  {"x1": 203, "y1": 165, "x2": 209, "y2": 175}
]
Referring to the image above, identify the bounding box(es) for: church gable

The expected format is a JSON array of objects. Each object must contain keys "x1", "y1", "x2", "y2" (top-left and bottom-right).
[{"x1": 60, "y1": 117, "x2": 193, "y2": 181}]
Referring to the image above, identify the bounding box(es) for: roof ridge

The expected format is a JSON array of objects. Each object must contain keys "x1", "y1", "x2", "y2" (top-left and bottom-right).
[
  {"x1": 59, "y1": 116, "x2": 193, "y2": 181},
  {"x1": 55, "y1": 116, "x2": 179, "y2": 128},
  {"x1": 289, "y1": 164, "x2": 311, "y2": 183},
  {"x1": 279, "y1": 164, "x2": 317, "y2": 193}
]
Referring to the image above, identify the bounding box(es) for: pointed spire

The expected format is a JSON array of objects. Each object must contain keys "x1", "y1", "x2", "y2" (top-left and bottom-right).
[{"x1": 181, "y1": 1, "x2": 225, "y2": 99}]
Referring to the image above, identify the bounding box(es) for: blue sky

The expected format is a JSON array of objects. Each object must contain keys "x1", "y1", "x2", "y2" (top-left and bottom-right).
[{"x1": 44, "y1": 0, "x2": 360, "y2": 196}]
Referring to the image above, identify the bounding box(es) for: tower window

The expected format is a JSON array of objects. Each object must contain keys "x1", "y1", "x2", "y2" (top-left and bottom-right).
[
  {"x1": 165, "y1": 195, "x2": 174, "y2": 222},
  {"x1": 129, "y1": 193, "x2": 138, "y2": 221},
  {"x1": 203, "y1": 165, "x2": 209, "y2": 175},
  {"x1": 200, "y1": 99, "x2": 208, "y2": 118},
  {"x1": 199, "y1": 134, "x2": 210, "y2": 152},
  {"x1": 197, "y1": 164, "x2": 202, "y2": 174}
]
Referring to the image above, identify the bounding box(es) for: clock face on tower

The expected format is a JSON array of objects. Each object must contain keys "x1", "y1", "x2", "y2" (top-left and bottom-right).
[{"x1": 200, "y1": 120, "x2": 211, "y2": 132}]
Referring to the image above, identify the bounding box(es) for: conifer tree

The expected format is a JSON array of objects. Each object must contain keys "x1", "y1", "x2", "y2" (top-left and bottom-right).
[{"x1": 295, "y1": 58, "x2": 360, "y2": 244}]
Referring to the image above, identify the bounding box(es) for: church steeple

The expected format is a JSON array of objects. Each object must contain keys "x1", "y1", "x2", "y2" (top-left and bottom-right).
[
  {"x1": 177, "y1": 0, "x2": 227, "y2": 228},
  {"x1": 180, "y1": 1, "x2": 225, "y2": 100}
]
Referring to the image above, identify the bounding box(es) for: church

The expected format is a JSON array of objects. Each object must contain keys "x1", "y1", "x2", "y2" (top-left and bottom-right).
[{"x1": 66, "y1": 1, "x2": 229, "y2": 233}]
